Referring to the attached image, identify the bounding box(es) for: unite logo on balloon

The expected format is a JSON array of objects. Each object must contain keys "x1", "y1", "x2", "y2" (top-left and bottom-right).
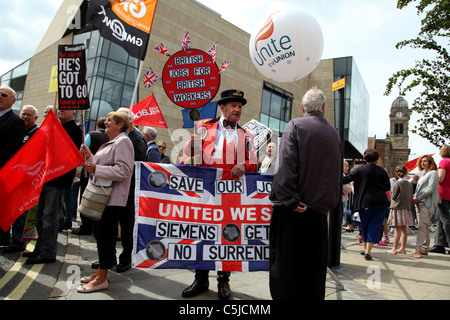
[
  {"x1": 249, "y1": 8, "x2": 324, "y2": 83},
  {"x1": 252, "y1": 11, "x2": 294, "y2": 68}
]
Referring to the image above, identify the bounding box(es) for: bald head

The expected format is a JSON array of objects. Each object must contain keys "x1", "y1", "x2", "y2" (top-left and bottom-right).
[{"x1": 0, "y1": 85, "x2": 16, "y2": 111}]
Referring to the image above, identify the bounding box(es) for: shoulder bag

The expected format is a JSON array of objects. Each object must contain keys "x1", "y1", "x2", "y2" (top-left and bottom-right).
[{"x1": 78, "y1": 175, "x2": 113, "y2": 221}]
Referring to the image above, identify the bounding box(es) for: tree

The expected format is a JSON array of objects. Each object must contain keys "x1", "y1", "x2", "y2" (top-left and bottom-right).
[{"x1": 385, "y1": 0, "x2": 449, "y2": 147}]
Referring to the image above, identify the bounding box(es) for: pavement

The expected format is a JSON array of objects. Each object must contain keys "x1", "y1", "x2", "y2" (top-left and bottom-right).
[{"x1": 47, "y1": 222, "x2": 450, "y2": 301}]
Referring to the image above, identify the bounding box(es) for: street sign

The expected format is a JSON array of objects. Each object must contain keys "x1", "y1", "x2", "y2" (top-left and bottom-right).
[{"x1": 332, "y1": 78, "x2": 345, "y2": 92}]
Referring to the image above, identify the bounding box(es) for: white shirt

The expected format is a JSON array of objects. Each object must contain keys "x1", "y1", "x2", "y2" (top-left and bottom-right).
[{"x1": 211, "y1": 116, "x2": 238, "y2": 160}]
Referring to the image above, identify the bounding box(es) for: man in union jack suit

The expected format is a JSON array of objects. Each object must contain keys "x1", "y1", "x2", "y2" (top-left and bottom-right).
[{"x1": 181, "y1": 89, "x2": 257, "y2": 300}]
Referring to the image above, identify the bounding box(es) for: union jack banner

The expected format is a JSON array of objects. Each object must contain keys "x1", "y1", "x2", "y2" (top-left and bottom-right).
[
  {"x1": 132, "y1": 162, "x2": 273, "y2": 272},
  {"x1": 153, "y1": 43, "x2": 171, "y2": 57},
  {"x1": 181, "y1": 31, "x2": 191, "y2": 51},
  {"x1": 206, "y1": 42, "x2": 217, "y2": 62},
  {"x1": 143, "y1": 68, "x2": 160, "y2": 89},
  {"x1": 219, "y1": 61, "x2": 230, "y2": 74}
]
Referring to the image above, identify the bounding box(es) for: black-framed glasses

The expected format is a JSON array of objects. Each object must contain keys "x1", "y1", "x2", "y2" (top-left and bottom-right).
[
  {"x1": 158, "y1": 145, "x2": 166, "y2": 150},
  {"x1": 0, "y1": 93, "x2": 10, "y2": 98}
]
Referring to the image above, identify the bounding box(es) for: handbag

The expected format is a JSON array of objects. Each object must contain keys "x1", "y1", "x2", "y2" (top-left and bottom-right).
[{"x1": 78, "y1": 175, "x2": 113, "y2": 221}]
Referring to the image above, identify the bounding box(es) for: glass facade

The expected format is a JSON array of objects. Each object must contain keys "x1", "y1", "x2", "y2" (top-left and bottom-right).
[
  {"x1": 0, "y1": 59, "x2": 30, "y2": 112},
  {"x1": 73, "y1": 29, "x2": 139, "y2": 131},
  {"x1": 334, "y1": 57, "x2": 369, "y2": 158},
  {"x1": 259, "y1": 81, "x2": 293, "y2": 135}
]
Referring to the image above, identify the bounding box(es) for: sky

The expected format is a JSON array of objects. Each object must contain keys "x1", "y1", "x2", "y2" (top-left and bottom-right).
[{"x1": 0, "y1": 0, "x2": 441, "y2": 160}]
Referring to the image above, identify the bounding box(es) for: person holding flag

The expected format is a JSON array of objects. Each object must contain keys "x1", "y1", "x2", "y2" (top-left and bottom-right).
[
  {"x1": 2, "y1": 105, "x2": 39, "y2": 253},
  {"x1": 0, "y1": 86, "x2": 24, "y2": 170},
  {"x1": 77, "y1": 111, "x2": 134, "y2": 293},
  {"x1": 24, "y1": 110, "x2": 82, "y2": 264},
  {"x1": 0, "y1": 85, "x2": 25, "y2": 246},
  {"x1": 181, "y1": 89, "x2": 257, "y2": 300}
]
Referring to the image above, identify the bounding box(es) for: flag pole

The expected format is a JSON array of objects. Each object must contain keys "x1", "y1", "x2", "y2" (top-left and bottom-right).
[{"x1": 130, "y1": 60, "x2": 145, "y2": 114}]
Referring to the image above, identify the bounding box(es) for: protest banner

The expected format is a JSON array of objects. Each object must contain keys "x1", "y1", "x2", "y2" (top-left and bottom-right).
[
  {"x1": 133, "y1": 162, "x2": 273, "y2": 272},
  {"x1": 58, "y1": 44, "x2": 90, "y2": 110}
]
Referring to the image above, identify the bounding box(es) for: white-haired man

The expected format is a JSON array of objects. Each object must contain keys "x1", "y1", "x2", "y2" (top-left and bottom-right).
[
  {"x1": 269, "y1": 87, "x2": 342, "y2": 300},
  {"x1": 143, "y1": 126, "x2": 161, "y2": 163}
]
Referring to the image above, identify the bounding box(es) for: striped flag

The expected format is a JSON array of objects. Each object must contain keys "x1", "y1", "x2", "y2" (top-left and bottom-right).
[
  {"x1": 207, "y1": 42, "x2": 217, "y2": 62},
  {"x1": 143, "y1": 68, "x2": 160, "y2": 89},
  {"x1": 182, "y1": 31, "x2": 191, "y2": 51},
  {"x1": 133, "y1": 162, "x2": 273, "y2": 272},
  {"x1": 219, "y1": 61, "x2": 230, "y2": 74},
  {"x1": 153, "y1": 43, "x2": 171, "y2": 57}
]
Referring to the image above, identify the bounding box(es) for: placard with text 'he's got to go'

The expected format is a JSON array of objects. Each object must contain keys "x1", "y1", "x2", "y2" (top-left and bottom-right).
[{"x1": 57, "y1": 44, "x2": 90, "y2": 110}]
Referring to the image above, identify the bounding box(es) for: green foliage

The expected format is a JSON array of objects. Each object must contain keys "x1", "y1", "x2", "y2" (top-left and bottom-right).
[{"x1": 385, "y1": 0, "x2": 449, "y2": 147}]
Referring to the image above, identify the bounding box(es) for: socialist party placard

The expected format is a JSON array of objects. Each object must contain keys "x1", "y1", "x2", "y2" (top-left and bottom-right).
[
  {"x1": 133, "y1": 162, "x2": 273, "y2": 272},
  {"x1": 58, "y1": 44, "x2": 90, "y2": 110}
]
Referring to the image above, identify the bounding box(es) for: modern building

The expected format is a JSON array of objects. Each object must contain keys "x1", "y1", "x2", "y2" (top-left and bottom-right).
[{"x1": 1, "y1": 0, "x2": 369, "y2": 160}]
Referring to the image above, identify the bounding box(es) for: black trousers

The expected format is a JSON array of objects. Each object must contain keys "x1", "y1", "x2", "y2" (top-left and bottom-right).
[
  {"x1": 118, "y1": 189, "x2": 135, "y2": 265},
  {"x1": 269, "y1": 206, "x2": 328, "y2": 300},
  {"x1": 194, "y1": 270, "x2": 230, "y2": 283},
  {"x1": 97, "y1": 206, "x2": 120, "y2": 270}
]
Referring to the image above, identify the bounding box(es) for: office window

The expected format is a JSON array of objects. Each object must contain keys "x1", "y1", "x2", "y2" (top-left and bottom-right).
[
  {"x1": 260, "y1": 81, "x2": 293, "y2": 134},
  {"x1": 73, "y1": 30, "x2": 139, "y2": 130}
]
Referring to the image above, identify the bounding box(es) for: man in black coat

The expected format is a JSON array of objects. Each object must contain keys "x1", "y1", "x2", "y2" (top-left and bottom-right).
[
  {"x1": 0, "y1": 85, "x2": 25, "y2": 246},
  {"x1": 0, "y1": 85, "x2": 24, "y2": 169},
  {"x1": 2, "y1": 105, "x2": 39, "y2": 253},
  {"x1": 269, "y1": 87, "x2": 342, "y2": 301}
]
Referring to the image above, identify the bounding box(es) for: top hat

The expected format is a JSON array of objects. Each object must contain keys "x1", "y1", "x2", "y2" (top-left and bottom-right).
[{"x1": 217, "y1": 89, "x2": 247, "y2": 106}]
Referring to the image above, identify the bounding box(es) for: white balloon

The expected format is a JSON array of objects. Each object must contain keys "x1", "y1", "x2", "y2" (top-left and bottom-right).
[{"x1": 249, "y1": 9, "x2": 324, "y2": 82}]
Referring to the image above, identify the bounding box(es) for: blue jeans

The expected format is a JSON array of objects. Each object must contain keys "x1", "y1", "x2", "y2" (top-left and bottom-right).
[
  {"x1": 0, "y1": 211, "x2": 29, "y2": 249},
  {"x1": 35, "y1": 184, "x2": 64, "y2": 259},
  {"x1": 359, "y1": 205, "x2": 386, "y2": 243},
  {"x1": 11, "y1": 210, "x2": 29, "y2": 249}
]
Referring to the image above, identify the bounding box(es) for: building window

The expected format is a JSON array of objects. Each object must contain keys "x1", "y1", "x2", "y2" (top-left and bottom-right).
[
  {"x1": 259, "y1": 81, "x2": 292, "y2": 134},
  {"x1": 0, "y1": 59, "x2": 30, "y2": 112},
  {"x1": 395, "y1": 123, "x2": 404, "y2": 135},
  {"x1": 73, "y1": 29, "x2": 139, "y2": 131}
]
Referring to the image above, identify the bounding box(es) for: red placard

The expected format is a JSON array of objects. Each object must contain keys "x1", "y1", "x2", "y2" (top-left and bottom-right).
[{"x1": 162, "y1": 49, "x2": 220, "y2": 109}]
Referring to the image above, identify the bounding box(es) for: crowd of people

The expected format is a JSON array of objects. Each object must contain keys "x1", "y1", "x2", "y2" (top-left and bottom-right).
[
  {"x1": 342, "y1": 146, "x2": 450, "y2": 261},
  {"x1": 1, "y1": 83, "x2": 449, "y2": 301}
]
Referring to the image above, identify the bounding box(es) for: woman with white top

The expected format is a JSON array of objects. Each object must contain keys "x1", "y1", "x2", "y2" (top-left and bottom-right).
[{"x1": 412, "y1": 155, "x2": 440, "y2": 259}]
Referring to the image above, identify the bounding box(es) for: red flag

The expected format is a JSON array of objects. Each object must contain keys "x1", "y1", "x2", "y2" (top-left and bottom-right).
[
  {"x1": 404, "y1": 153, "x2": 435, "y2": 172},
  {"x1": 131, "y1": 94, "x2": 168, "y2": 128},
  {"x1": 0, "y1": 111, "x2": 85, "y2": 232},
  {"x1": 404, "y1": 156, "x2": 420, "y2": 171}
]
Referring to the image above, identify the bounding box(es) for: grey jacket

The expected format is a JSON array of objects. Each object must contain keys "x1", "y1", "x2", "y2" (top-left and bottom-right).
[
  {"x1": 87, "y1": 132, "x2": 134, "y2": 207},
  {"x1": 414, "y1": 170, "x2": 440, "y2": 215},
  {"x1": 269, "y1": 112, "x2": 342, "y2": 215}
]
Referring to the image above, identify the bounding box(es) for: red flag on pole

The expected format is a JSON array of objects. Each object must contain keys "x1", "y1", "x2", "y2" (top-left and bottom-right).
[
  {"x1": 131, "y1": 94, "x2": 168, "y2": 128},
  {"x1": 404, "y1": 156, "x2": 420, "y2": 172},
  {"x1": 0, "y1": 111, "x2": 85, "y2": 232}
]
